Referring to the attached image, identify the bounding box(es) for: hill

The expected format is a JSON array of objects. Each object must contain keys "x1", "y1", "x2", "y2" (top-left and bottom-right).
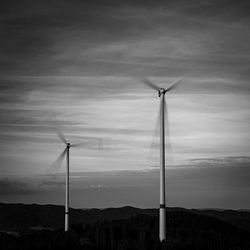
[
  {"x1": 191, "y1": 208, "x2": 250, "y2": 232},
  {"x1": 0, "y1": 203, "x2": 157, "y2": 231},
  {"x1": 0, "y1": 203, "x2": 250, "y2": 249},
  {"x1": 1, "y1": 203, "x2": 250, "y2": 233}
]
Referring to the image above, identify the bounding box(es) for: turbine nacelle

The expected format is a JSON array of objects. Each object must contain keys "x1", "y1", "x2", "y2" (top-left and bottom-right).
[
  {"x1": 158, "y1": 88, "x2": 167, "y2": 97},
  {"x1": 141, "y1": 77, "x2": 182, "y2": 96}
]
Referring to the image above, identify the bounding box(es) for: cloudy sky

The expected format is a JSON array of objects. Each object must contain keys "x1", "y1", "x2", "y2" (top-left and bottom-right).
[{"x1": 0, "y1": 0, "x2": 250, "y2": 209}]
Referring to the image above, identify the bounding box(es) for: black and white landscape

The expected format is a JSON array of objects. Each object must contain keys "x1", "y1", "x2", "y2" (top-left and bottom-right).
[{"x1": 0, "y1": 0, "x2": 250, "y2": 249}]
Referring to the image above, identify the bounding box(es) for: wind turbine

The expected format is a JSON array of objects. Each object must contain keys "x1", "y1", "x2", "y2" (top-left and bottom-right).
[
  {"x1": 50, "y1": 130, "x2": 99, "y2": 232},
  {"x1": 142, "y1": 77, "x2": 182, "y2": 242}
]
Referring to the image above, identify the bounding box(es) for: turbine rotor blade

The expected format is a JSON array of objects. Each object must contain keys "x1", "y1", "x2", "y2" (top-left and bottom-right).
[
  {"x1": 71, "y1": 138, "x2": 104, "y2": 150},
  {"x1": 164, "y1": 96, "x2": 172, "y2": 152},
  {"x1": 147, "y1": 95, "x2": 172, "y2": 163},
  {"x1": 70, "y1": 142, "x2": 88, "y2": 148},
  {"x1": 141, "y1": 78, "x2": 160, "y2": 91},
  {"x1": 165, "y1": 78, "x2": 182, "y2": 93},
  {"x1": 56, "y1": 130, "x2": 67, "y2": 145},
  {"x1": 45, "y1": 115, "x2": 68, "y2": 145},
  {"x1": 149, "y1": 102, "x2": 161, "y2": 150},
  {"x1": 49, "y1": 148, "x2": 67, "y2": 173}
]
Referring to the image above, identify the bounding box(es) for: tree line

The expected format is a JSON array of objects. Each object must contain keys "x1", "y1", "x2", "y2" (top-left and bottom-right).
[{"x1": 1, "y1": 211, "x2": 250, "y2": 250}]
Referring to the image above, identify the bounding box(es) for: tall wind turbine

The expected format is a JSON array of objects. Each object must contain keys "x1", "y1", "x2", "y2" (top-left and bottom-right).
[
  {"x1": 142, "y1": 77, "x2": 182, "y2": 242},
  {"x1": 50, "y1": 130, "x2": 99, "y2": 232}
]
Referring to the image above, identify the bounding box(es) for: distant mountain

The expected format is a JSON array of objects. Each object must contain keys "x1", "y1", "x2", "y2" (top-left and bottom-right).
[{"x1": 0, "y1": 203, "x2": 250, "y2": 233}]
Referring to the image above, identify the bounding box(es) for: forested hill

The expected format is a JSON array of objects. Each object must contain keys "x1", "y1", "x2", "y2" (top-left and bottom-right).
[
  {"x1": 0, "y1": 203, "x2": 250, "y2": 232},
  {"x1": 0, "y1": 203, "x2": 157, "y2": 231},
  {"x1": 0, "y1": 203, "x2": 250, "y2": 250}
]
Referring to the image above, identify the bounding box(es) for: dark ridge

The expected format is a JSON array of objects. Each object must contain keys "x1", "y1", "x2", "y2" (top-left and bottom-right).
[
  {"x1": 0, "y1": 203, "x2": 250, "y2": 233},
  {"x1": 1, "y1": 209, "x2": 250, "y2": 250}
]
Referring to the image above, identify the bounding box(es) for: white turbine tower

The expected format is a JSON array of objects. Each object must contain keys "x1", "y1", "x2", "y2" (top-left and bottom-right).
[
  {"x1": 142, "y1": 77, "x2": 182, "y2": 242},
  {"x1": 50, "y1": 130, "x2": 100, "y2": 232}
]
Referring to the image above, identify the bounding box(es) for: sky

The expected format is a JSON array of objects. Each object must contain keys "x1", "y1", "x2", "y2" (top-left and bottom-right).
[{"x1": 0, "y1": 0, "x2": 250, "y2": 209}]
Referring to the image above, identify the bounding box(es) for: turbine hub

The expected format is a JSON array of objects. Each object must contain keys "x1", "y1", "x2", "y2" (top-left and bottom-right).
[
  {"x1": 158, "y1": 88, "x2": 166, "y2": 97},
  {"x1": 67, "y1": 143, "x2": 70, "y2": 148}
]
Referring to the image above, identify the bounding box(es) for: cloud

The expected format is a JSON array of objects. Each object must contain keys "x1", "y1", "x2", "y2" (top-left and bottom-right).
[
  {"x1": 1, "y1": 156, "x2": 250, "y2": 208},
  {"x1": 0, "y1": 74, "x2": 249, "y2": 174},
  {"x1": 0, "y1": 178, "x2": 42, "y2": 195},
  {"x1": 0, "y1": 0, "x2": 249, "y2": 78}
]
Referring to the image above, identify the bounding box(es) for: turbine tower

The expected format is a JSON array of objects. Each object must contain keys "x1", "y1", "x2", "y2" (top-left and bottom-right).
[
  {"x1": 142, "y1": 78, "x2": 182, "y2": 242},
  {"x1": 50, "y1": 130, "x2": 100, "y2": 232},
  {"x1": 65, "y1": 142, "x2": 70, "y2": 232}
]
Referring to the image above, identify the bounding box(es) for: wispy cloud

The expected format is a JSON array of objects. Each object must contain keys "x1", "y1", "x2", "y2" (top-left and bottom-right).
[
  {"x1": 0, "y1": 75, "x2": 249, "y2": 174},
  {"x1": 1, "y1": 156, "x2": 250, "y2": 208},
  {"x1": 1, "y1": 0, "x2": 250, "y2": 77}
]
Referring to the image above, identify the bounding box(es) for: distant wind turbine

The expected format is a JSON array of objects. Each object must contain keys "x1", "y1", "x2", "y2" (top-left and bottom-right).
[
  {"x1": 50, "y1": 130, "x2": 100, "y2": 232},
  {"x1": 142, "y1": 77, "x2": 182, "y2": 242}
]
